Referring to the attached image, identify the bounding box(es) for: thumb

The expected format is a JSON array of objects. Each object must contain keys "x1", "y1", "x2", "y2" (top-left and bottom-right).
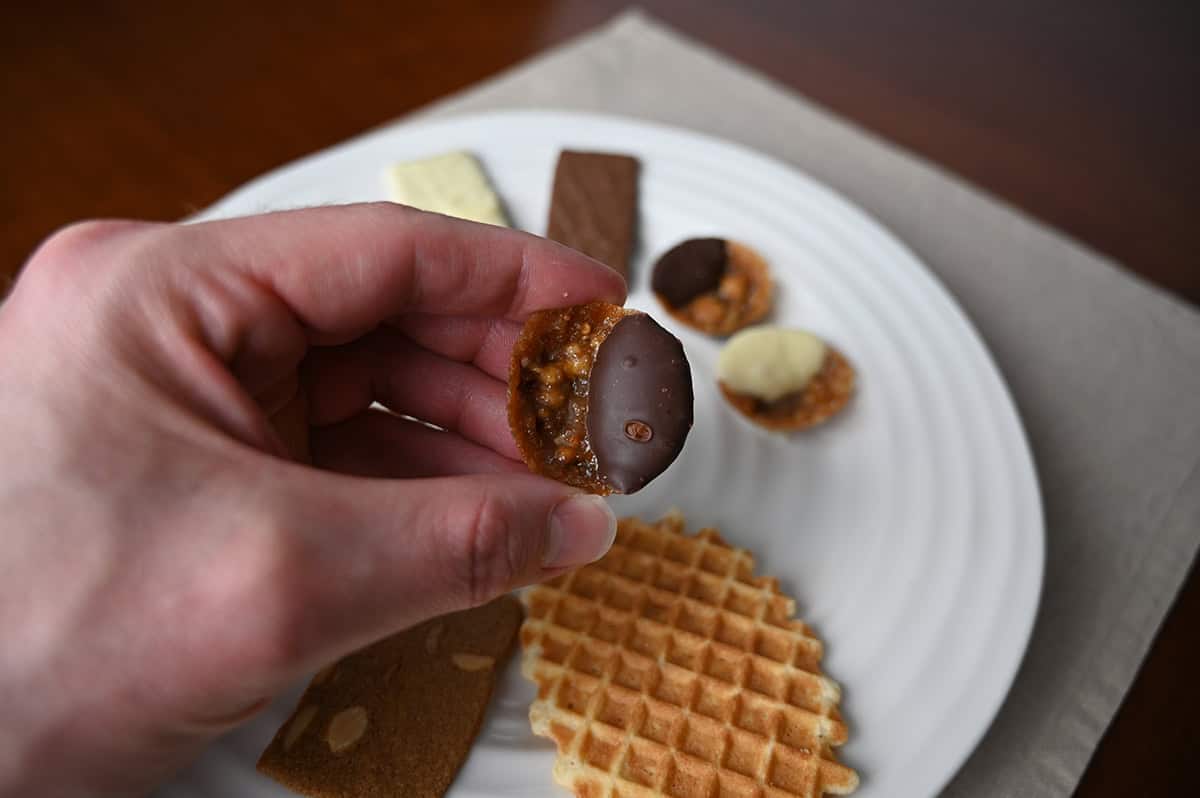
[
  {"x1": 214, "y1": 469, "x2": 616, "y2": 694},
  {"x1": 353, "y1": 471, "x2": 618, "y2": 616}
]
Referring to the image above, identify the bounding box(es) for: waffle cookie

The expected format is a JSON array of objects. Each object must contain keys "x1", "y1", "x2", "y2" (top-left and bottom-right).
[
  {"x1": 258, "y1": 596, "x2": 523, "y2": 798},
  {"x1": 520, "y1": 513, "x2": 858, "y2": 798}
]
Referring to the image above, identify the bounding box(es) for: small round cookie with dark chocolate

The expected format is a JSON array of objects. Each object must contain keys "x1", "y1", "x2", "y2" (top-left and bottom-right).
[
  {"x1": 508, "y1": 301, "x2": 694, "y2": 494},
  {"x1": 651, "y1": 238, "x2": 773, "y2": 336},
  {"x1": 716, "y1": 326, "x2": 855, "y2": 431}
]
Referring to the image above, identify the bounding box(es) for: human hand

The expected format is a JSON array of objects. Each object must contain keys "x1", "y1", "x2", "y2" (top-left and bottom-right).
[{"x1": 0, "y1": 203, "x2": 625, "y2": 797}]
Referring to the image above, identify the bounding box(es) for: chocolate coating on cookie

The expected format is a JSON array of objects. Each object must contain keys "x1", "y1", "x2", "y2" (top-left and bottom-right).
[
  {"x1": 652, "y1": 238, "x2": 774, "y2": 336},
  {"x1": 651, "y1": 237, "x2": 727, "y2": 308},
  {"x1": 587, "y1": 314, "x2": 694, "y2": 493}
]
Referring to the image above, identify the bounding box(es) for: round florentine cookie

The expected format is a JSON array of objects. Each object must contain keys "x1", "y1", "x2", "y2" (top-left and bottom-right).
[
  {"x1": 507, "y1": 300, "x2": 694, "y2": 494},
  {"x1": 719, "y1": 345, "x2": 856, "y2": 431},
  {"x1": 651, "y1": 238, "x2": 773, "y2": 336}
]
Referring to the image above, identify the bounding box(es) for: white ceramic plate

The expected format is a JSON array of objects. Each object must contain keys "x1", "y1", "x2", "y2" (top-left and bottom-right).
[{"x1": 163, "y1": 111, "x2": 1043, "y2": 798}]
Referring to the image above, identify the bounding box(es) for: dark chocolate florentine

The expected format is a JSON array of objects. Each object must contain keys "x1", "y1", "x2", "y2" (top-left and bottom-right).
[
  {"x1": 650, "y1": 237, "x2": 727, "y2": 307},
  {"x1": 587, "y1": 314, "x2": 694, "y2": 493},
  {"x1": 509, "y1": 302, "x2": 693, "y2": 495}
]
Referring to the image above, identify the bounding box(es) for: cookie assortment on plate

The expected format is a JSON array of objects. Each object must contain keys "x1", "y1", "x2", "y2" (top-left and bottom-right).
[{"x1": 259, "y1": 149, "x2": 861, "y2": 797}]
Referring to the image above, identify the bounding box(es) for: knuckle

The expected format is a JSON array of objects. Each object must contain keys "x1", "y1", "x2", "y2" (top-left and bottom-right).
[
  {"x1": 455, "y1": 493, "x2": 522, "y2": 607},
  {"x1": 47, "y1": 218, "x2": 129, "y2": 247},
  {"x1": 32, "y1": 219, "x2": 139, "y2": 266},
  {"x1": 205, "y1": 513, "x2": 314, "y2": 677},
  {"x1": 21, "y1": 219, "x2": 152, "y2": 291}
]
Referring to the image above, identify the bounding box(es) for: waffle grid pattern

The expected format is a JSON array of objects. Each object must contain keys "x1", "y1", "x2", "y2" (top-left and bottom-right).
[{"x1": 520, "y1": 513, "x2": 858, "y2": 798}]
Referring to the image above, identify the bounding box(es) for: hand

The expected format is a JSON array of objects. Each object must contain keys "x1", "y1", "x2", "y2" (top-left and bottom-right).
[{"x1": 0, "y1": 203, "x2": 625, "y2": 797}]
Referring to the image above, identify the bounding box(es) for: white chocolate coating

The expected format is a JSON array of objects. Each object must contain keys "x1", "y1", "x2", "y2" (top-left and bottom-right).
[
  {"x1": 385, "y1": 151, "x2": 509, "y2": 227},
  {"x1": 716, "y1": 327, "x2": 827, "y2": 401}
]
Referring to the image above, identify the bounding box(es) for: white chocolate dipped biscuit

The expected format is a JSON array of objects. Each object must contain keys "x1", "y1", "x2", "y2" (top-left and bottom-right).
[
  {"x1": 717, "y1": 326, "x2": 855, "y2": 432},
  {"x1": 385, "y1": 151, "x2": 508, "y2": 226}
]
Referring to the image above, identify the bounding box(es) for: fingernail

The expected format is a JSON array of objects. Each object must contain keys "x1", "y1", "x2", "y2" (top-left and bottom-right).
[{"x1": 544, "y1": 494, "x2": 617, "y2": 569}]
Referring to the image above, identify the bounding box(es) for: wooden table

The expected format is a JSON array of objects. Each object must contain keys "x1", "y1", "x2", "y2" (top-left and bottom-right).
[{"x1": 3, "y1": 1, "x2": 1196, "y2": 794}]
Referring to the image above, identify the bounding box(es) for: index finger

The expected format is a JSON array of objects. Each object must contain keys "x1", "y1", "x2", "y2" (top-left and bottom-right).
[{"x1": 187, "y1": 202, "x2": 627, "y2": 343}]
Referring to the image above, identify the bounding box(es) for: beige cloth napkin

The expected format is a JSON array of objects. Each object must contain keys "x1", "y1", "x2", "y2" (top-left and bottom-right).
[{"x1": 405, "y1": 10, "x2": 1200, "y2": 797}]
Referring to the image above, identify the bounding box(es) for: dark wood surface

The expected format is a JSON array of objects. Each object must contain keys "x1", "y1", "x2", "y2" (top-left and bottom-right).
[{"x1": 2, "y1": 1, "x2": 1197, "y2": 794}]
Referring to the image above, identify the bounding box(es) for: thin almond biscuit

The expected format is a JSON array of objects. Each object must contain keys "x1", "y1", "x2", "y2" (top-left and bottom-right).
[{"x1": 258, "y1": 595, "x2": 523, "y2": 798}]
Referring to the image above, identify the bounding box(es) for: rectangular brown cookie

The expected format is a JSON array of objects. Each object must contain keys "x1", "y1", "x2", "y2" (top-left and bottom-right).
[
  {"x1": 545, "y1": 150, "x2": 639, "y2": 280},
  {"x1": 257, "y1": 595, "x2": 523, "y2": 798}
]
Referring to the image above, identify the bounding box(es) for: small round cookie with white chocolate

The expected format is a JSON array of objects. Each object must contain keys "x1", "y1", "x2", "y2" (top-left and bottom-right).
[{"x1": 716, "y1": 326, "x2": 855, "y2": 431}]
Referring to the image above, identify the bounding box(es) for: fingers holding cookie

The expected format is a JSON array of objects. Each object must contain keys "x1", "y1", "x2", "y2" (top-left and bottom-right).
[{"x1": 302, "y1": 327, "x2": 517, "y2": 459}]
